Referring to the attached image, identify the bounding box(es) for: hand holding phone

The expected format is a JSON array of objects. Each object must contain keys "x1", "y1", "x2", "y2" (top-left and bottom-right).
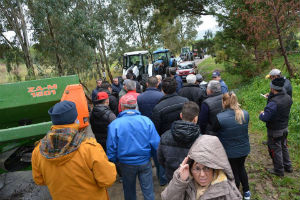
[{"x1": 260, "y1": 94, "x2": 267, "y2": 98}]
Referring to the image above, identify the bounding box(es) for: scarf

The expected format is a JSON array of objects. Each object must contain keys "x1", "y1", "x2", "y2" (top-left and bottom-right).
[{"x1": 39, "y1": 123, "x2": 86, "y2": 159}]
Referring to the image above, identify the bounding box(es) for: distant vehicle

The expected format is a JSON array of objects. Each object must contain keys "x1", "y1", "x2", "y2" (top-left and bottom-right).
[
  {"x1": 152, "y1": 49, "x2": 177, "y2": 76},
  {"x1": 192, "y1": 45, "x2": 204, "y2": 59},
  {"x1": 180, "y1": 47, "x2": 194, "y2": 61},
  {"x1": 122, "y1": 50, "x2": 153, "y2": 80},
  {"x1": 176, "y1": 61, "x2": 197, "y2": 81}
]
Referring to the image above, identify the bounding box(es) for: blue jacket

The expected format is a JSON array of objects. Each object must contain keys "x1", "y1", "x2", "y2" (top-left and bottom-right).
[
  {"x1": 137, "y1": 88, "x2": 164, "y2": 119},
  {"x1": 220, "y1": 80, "x2": 228, "y2": 94},
  {"x1": 174, "y1": 75, "x2": 183, "y2": 93},
  {"x1": 106, "y1": 110, "x2": 160, "y2": 165},
  {"x1": 216, "y1": 109, "x2": 250, "y2": 158},
  {"x1": 91, "y1": 87, "x2": 101, "y2": 101}
]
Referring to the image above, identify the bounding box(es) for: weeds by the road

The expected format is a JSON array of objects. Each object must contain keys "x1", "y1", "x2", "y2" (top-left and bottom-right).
[{"x1": 198, "y1": 54, "x2": 300, "y2": 200}]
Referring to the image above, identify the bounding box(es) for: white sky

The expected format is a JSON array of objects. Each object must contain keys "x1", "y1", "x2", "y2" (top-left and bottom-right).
[{"x1": 196, "y1": 15, "x2": 220, "y2": 39}]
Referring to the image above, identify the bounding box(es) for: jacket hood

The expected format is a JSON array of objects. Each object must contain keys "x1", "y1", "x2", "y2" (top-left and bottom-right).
[
  {"x1": 92, "y1": 105, "x2": 110, "y2": 117},
  {"x1": 39, "y1": 127, "x2": 86, "y2": 165},
  {"x1": 188, "y1": 135, "x2": 234, "y2": 180},
  {"x1": 171, "y1": 120, "x2": 201, "y2": 146}
]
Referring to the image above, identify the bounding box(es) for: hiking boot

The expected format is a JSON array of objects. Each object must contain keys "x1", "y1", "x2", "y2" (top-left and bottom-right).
[
  {"x1": 267, "y1": 168, "x2": 284, "y2": 177},
  {"x1": 284, "y1": 167, "x2": 293, "y2": 173},
  {"x1": 244, "y1": 191, "x2": 251, "y2": 200}
]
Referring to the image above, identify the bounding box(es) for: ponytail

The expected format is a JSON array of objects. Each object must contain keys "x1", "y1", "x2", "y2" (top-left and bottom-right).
[{"x1": 222, "y1": 92, "x2": 245, "y2": 124}]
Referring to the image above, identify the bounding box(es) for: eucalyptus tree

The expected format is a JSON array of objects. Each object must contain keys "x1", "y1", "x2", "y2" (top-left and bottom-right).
[{"x1": 0, "y1": 0, "x2": 35, "y2": 78}]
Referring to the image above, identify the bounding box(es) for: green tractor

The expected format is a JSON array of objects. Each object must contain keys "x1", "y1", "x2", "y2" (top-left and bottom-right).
[{"x1": 0, "y1": 75, "x2": 79, "y2": 172}]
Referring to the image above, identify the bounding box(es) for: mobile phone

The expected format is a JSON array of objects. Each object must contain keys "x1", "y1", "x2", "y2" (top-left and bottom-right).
[{"x1": 260, "y1": 94, "x2": 267, "y2": 98}]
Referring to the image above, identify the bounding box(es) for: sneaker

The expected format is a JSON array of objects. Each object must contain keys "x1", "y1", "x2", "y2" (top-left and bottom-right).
[
  {"x1": 244, "y1": 191, "x2": 251, "y2": 200},
  {"x1": 267, "y1": 168, "x2": 284, "y2": 177}
]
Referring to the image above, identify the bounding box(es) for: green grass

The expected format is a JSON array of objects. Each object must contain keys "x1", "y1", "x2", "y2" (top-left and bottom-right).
[{"x1": 199, "y1": 55, "x2": 300, "y2": 199}]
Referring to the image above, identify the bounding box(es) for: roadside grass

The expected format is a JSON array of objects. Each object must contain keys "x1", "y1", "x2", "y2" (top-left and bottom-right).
[{"x1": 198, "y1": 54, "x2": 300, "y2": 199}]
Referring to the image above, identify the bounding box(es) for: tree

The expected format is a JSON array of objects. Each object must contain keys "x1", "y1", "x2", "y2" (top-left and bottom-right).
[
  {"x1": 0, "y1": 0, "x2": 35, "y2": 78},
  {"x1": 237, "y1": 0, "x2": 300, "y2": 77}
]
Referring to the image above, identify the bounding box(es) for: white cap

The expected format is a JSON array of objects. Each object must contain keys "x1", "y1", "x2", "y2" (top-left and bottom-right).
[{"x1": 269, "y1": 69, "x2": 281, "y2": 76}]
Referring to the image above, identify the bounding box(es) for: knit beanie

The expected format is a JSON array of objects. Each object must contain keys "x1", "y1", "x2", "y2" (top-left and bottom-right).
[
  {"x1": 270, "y1": 77, "x2": 285, "y2": 91},
  {"x1": 48, "y1": 100, "x2": 78, "y2": 125}
]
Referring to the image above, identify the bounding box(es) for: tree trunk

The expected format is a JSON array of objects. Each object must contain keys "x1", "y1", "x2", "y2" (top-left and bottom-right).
[
  {"x1": 274, "y1": 10, "x2": 293, "y2": 77},
  {"x1": 17, "y1": 0, "x2": 35, "y2": 78},
  {"x1": 94, "y1": 49, "x2": 103, "y2": 79},
  {"x1": 47, "y1": 14, "x2": 63, "y2": 76},
  {"x1": 99, "y1": 39, "x2": 113, "y2": 82}
]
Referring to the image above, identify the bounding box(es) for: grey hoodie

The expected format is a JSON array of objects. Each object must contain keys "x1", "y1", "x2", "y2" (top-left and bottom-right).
[{"x1": 161, "y1": 135, "x2": 242, "y2": 200}]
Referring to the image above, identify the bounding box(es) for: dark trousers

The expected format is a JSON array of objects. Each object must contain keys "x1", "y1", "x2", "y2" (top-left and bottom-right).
[
  {"x1": 228, "y1": 156, "x2": 249, "y2": 193},
  {"x1": 267, "y1": 129, "x2": 292, "y2": 174},
  {"x1": 120, "y1": 161, "x2": 154, "y2": 200}
]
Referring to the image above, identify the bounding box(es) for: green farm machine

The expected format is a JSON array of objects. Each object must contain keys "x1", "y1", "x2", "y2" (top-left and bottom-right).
[{"x1": 0, "y1": 75, "x2": 79, "y2": 172}]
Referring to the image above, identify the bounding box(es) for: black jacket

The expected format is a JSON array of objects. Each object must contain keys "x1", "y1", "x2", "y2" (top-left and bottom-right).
[
  {"x1": 267, "y1": 91, "x2": 292, "y2": 130},
  {"x1": 93, "y1": 88, "x2": 118, "y2": 115},
  {"x1": 152, "y1": 93, "x2": 189, "y2": 135},
  {"x1": 178, "y1": 84, "x2": 206, "y2": 107},
  {"x1": 157, "y1": 120, "x2": 201, "y2": 181},
  {"x1": 90, "y1": 105, "x2": 116, "y2": 151}
]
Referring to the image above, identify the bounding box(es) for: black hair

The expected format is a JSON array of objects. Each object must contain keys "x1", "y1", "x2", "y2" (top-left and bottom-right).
[
  {"x1": 181, "y1": 101, "x2": 199, "y2": 121},
  {"x1": 100, "y1": 81, "x2": 111, "y2": 90},
  {"x1": 147, "y1": 76, "x2": 158, "y2": 88},
  {"x1": 162, "y1": 77, "x2": 177, "y2": 94},
  {"x1": 169, "y1": 67, "x2": 177, "y2": 76},
  {"x1": 126, "y1": 72, "x2": 133, "y2": 80}
]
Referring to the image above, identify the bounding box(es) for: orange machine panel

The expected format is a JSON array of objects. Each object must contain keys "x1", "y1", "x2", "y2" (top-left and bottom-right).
[{"x1": 61, "y1": 84, "x2": 89, "y2": 129}]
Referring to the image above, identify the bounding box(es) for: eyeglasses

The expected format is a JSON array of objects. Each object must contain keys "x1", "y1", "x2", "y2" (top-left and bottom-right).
[{"x1": 191, "y1": 166, "x2": 212, "y2": 174}]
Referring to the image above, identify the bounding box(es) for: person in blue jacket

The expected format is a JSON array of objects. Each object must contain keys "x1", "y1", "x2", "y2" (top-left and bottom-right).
[
  {"x1": 169, "y1": 67, "x2": 183, "y2": 93},
  {"x1": 212, "y1": 70, "x2": 228, "y2": 94},
  {"x1": 137, "y1": 76, "x2": 164, "y2": 119},
  {"x1": 106, "y1": 94, "x2": 160, "y2": 200},
  {"x1": 214, "y1": 92, "x2": 251, "y2": 200}
]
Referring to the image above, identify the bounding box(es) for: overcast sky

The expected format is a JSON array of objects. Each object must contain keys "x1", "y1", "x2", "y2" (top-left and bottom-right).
[{"x1": 196, "y1": 15, "x2": 220, "y2": 39}]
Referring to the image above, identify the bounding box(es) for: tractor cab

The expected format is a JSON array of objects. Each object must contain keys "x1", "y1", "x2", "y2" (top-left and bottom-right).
[
  {"x1": 152, "y1": 49, "x2": 176, "y2": 76},
  {"x1": 122, "y1": 51, "x2": 153, "y2": 81}
]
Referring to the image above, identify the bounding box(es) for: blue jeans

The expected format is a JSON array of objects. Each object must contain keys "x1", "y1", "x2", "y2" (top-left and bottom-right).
[
  {"x1": 120, "y1": 161, "x2": 155, "y2": 200},
  {"x1": 153, "y1": 155, "x2": 168, "y2": 185}
]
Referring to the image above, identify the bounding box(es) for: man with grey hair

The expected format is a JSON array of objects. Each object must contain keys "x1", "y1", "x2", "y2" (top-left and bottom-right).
[
  {"x1": 198, "y1": 80, "x2": 223, "y2": 134},
  {"x1": 118, "y1": 79, "x2": 139, "y2": 113},
  {"x1": 264, "y1": 69, "x2": 292, "y2": 98},
  {"x1": 178, "y1": 74, "x2": 206, "y2": 107},
  {"x1": 107, "y1": 94, "x2": 160, "y2": 200}
]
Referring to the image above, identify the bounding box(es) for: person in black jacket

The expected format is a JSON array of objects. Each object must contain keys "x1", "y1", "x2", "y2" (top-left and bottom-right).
[
  {"x1": 157, "y1": 101, "x2": 201, "y2": 182},
  {"x1": 178, "y1": 74, "x2": 206, "y2": 107},
  {"x1": 259, "y1": 78, "x2": 293, "y2": 177},
  {"x1": 152, "y1": 77, "x2": 189, "y2": 136},
  {"x1": 198, "y1": 80, "x2": 223, "y2": 135},
  {"x1": 90, "y1": 92, "x2": 116, "y2": 151},
  {"x1": 152, "y1": 77, "x2": 188, "y2": 186},
  {"x1": 98, "y1": 81, "x2": 118, "y2": 115}
]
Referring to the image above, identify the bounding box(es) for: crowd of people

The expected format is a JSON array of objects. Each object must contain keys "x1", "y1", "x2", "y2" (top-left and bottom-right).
[{"x1": 31, "y1": 68, "x2": 293, "y2": 200}]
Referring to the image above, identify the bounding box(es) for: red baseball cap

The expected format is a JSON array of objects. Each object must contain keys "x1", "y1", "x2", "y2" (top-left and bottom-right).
[
  {"x1": 97, "y1": 92, "x2": 109, "y2": 100},
  {"x1": 120, "y1": 94, "x2": 137, "y2": 107}
]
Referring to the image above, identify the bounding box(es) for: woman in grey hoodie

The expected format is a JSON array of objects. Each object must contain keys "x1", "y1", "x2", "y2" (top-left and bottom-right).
[{"x1": 161, "y1": 135, "x2": 242, "y2": 200}]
